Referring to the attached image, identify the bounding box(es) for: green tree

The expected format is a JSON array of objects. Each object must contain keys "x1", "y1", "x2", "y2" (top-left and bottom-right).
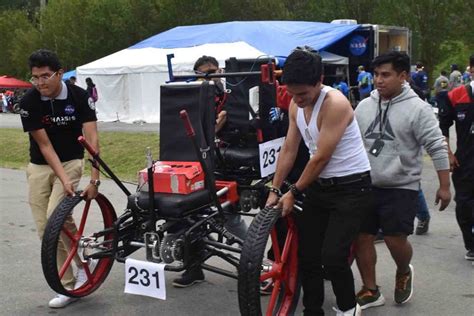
[{"x1": 0, "y1": 9, "x2": 37, "y2": 78}]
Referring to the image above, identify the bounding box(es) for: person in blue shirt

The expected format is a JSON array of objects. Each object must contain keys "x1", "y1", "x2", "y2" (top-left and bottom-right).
[
  {"x1": 333, "y1": 76, "x2": 349, "y2": 98},
  {"x1": 357, "y1": 65, "x2": 373, "y2": 100},
  {"x1": 411, "y1": 62, "x2": 429, "y2": 100}
]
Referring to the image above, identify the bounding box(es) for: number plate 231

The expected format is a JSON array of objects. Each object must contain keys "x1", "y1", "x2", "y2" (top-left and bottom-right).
[
  {"x1": 259, "y1": 137, "x2": 285, "y2": 177},
  {"x1": 124, "y1": 258, "x2": 166, "y2": 300}
]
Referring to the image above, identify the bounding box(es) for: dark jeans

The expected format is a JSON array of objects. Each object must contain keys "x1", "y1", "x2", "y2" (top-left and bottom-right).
[
  {"x1": 296, "y1": 175, "x2": 373, "y2": 315},
  {"x1": 452, "y1": 172, "x2": 474, "y2": 251}
]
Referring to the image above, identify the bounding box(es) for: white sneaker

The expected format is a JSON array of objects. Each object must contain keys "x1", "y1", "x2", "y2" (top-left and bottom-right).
[
  {"x1": 332, "y1": 303, "x2": 362, "y2": 316},
  {"x1": 48, "y1": 294, "x2": 79, "y2": 308},
  {"x1": 74, "y1": 259, "x2": 98, "y2": 289}
]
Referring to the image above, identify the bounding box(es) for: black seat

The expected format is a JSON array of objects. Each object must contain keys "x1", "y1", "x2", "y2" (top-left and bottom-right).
[
  {"x1": 127, "y1": 190, "x2": 211, "y2": 218},
  {"x1": 136, "y1": 81, "x2": 216, "y2": 216},
  {"x1": 219, "y1": 146, "x2": 259, "y2": 169}
]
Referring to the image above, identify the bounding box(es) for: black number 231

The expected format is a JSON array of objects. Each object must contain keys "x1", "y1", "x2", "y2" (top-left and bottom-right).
[
  {"x1": 128, "y1": 266, "x2": 160, "y2": 288},
  {"x1": 263, "y1": 147, "x2": 281, "y2": 168}
]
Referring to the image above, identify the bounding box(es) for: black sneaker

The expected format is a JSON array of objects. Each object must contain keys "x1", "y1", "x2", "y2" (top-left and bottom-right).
[
  {"x1": 394, "y1": 264, "x2": 414, "y2": 304},
  {"x1": 465, "y1": 250, "x2": 474, "y2": 261},
  {"x1": 356, "y1": 286, "x2": 385, "y2": 310},
  {"x1": 415, "y1": 218, "x2": 430, "y2": 235},
  {"x1": 172, "y1": 267, "x2": 205, "y2": 288}
]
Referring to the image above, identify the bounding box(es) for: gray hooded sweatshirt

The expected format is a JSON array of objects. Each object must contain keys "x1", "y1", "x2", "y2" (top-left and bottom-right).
[{"x1": 355, "y1": 83, "x2": 449, "y2": 191}]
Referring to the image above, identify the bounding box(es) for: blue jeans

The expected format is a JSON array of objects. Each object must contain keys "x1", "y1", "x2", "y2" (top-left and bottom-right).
[{"x1": 416, "y1": 189, "x2": 430, "y2": 221}]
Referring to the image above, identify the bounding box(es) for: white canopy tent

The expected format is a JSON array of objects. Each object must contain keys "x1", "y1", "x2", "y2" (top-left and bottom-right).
[{"x1": 77, "y1": 42, "x2": 267, "y2": 123}]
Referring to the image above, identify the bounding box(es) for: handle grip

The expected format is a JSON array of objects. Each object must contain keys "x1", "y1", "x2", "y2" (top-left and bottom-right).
[
  {"x1": 179, "y1": 110, "x2": 195, "y2": 137},
  {"x1": 78, "y1": 136, "x2": 97, "y2": 156}
]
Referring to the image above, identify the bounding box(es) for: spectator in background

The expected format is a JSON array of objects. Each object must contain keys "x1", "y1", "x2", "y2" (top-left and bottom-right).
[
  {"x1": 462, "y1": 66, "x2": 472, "y2": 84},
  {"x1": 357, "y1": 65, "x2": 373, "y2": 100},
  {"x1": 433, "y1": 70, "x2": 450, "y2": 96},
  {"x1": 411, "y1": 62, "x2": 429, "y2": 101},
  {"x1": 85, "y1": 77, "x2": 98, "y2": 104},
  {"x1": 449, "y1": 64, "x2": 463, "y2": 90},
  {"x1": 69, "y1": 76, "x2": 77, "y2": 85},
  {"x1": 333, "y1": 76, "x2": 350, "y2": 98},
  {"x1": 1, "y1": 90, "x2": 9, "y2": 113}
]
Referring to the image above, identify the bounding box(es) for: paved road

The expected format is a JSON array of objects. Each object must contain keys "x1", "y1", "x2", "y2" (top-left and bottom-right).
[{"x1": 1, "y1": 113, "x2": 473, "y2": 315}]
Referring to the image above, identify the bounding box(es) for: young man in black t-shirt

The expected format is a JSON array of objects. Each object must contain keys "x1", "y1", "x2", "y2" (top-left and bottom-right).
[{"x1": 19, "y1": 49, "x2": 100, "y2": 308}]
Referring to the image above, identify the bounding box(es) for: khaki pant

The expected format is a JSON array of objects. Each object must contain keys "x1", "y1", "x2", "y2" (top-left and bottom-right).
[{"x1": 27, "y1": 159, "x2": 84, "y2": 289}]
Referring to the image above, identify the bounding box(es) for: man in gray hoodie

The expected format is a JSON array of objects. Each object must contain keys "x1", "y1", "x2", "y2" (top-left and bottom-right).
[{"x1": 353, "y1": 51, "x2": 451, "y2": 310}]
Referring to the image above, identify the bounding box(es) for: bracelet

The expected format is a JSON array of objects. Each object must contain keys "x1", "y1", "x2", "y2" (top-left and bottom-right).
[
  {"x1": 289, "y1": 184, "x2": 303, "y2": 198},
  {"x1": 269, "y1": 186, "x2": 282, "y2": 196}
]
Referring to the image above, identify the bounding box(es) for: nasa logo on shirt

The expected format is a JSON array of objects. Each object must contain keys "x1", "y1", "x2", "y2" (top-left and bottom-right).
[
  {"x1": 64, "y1": 104, "x2": 75, "y2": 115},
  {"x1": 88, "y1": 97, "x2": 96, "y2": 111}
]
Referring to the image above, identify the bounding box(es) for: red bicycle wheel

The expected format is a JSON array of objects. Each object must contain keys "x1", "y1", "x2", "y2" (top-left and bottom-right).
[
  {"x1": 41, "y1": 193, "x2": 117, "y2": 297},
  {"x1": 238, "y1": 206, "x2": 300, "y2": 316}
]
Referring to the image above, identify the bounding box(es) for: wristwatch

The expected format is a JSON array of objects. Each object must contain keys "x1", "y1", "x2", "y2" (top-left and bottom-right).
[{"x1": 90, "y1": 179, "x2": 101, "y2": 187}]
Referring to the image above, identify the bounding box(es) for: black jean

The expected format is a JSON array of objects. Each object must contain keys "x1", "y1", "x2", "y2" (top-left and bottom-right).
[
  {"x1": 296, "y1": 175, "x2": 373, "y2": 315},
  {"x1": 452, "y1": 172, "x2": 474, "y2": 251}
]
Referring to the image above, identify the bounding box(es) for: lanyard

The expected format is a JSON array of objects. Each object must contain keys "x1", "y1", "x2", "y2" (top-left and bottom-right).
[{"x1": 377, "y1": 98, "x2": 391, "y2": 138}]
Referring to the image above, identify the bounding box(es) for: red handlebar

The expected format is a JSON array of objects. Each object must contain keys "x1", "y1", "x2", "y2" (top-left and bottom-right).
[
  {"x1": 179, "y1": 110, "x2": 195, "y2": 137},
  {"x1": 78, "y1": 136, "x2": 98, "y2": 156}
]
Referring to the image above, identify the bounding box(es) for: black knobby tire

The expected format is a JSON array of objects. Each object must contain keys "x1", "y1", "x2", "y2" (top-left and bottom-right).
[
  {"x1": 41, "y1": 193, "x2": 116, "y2": 297},
  {"x1": 238, "y1": 207, "x2": 300, "y2": 316}
]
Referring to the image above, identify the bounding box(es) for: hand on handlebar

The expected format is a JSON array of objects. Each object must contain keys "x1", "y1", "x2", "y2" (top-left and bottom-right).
[
  {"x1": 265, "y1": 191, "x2": 279, "y2": 208},
  {"x1": 276, "y1": 191, "x2": 295, "y2": 217}
]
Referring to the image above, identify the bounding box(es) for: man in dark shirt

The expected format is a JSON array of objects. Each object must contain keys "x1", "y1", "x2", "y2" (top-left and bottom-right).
[
  {"x1": 19, "y1": 49, "x2": 101, "y2": 308},
  {"x1": 439, "y1": 54, "x2": 474, "y2": 261}
]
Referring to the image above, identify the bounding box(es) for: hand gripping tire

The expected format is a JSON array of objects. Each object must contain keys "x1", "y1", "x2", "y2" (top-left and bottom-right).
[
  {"x1": 238, "y1": 207, "x2": 300, "y2": 316},
  {"x1": 41, "y1": 192, "x2": 117, "y2": 297}
]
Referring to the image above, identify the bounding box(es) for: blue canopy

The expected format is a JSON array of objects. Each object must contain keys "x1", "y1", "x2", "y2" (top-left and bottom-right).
[
  {"x1": 130, "y1": 21, "x2": 359, "y2": 57},
  {"x1": 62, "y1": 70, "x2": 76, "y2": 81}
]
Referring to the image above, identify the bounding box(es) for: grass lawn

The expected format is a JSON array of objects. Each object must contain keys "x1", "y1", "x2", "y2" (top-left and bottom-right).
[{"x1": 0, "y1": 128, "x2": 159, "y2": 182}]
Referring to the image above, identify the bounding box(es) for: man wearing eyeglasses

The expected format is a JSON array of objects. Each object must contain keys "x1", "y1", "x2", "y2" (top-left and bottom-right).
[
  {"x1": 267, "y1": 47, "x2": 372, "y2": 315},
  {"x1": 193, "y1": 55, "x2": 228, "y2": 133},
  {"x1": 19, "y1": 49, "x2": 100, "y2": 308}
]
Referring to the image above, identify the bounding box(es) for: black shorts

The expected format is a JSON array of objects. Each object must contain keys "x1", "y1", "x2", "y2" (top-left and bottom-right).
[{"x1": 360, "y1": 187, "x2": 418, "y2": 236}]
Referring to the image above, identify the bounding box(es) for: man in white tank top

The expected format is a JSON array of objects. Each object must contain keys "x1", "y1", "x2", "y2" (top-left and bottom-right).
[{"x1": 266, "y1": 47, "x2": 372, "y2": 316}]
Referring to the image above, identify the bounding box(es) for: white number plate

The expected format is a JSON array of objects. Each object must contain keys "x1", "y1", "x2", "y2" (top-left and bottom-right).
[
  {"x1": 124, "y1": 258, "x2": 166, "y2": 300},
  {"x1": 259, "y1": 137, "x2": 285, "y2": 177}
]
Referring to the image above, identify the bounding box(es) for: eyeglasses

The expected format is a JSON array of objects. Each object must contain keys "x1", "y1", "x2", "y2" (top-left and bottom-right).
[
  {"x1": 195, "y1": 69, "x2": 218, "y2": 76},
  {"x1": 29, "y1": 72, "x2": 57, "y2": 85}
]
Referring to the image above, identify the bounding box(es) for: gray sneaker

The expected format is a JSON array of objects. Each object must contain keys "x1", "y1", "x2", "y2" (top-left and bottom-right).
[{"x1": 415, "y1": 218, "x2": 430, "y2": 235}]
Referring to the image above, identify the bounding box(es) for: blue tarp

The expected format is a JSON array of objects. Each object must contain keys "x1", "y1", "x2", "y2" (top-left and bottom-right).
[{"x1": 130, "y1": 21, "x2": 359, "y2": 57}]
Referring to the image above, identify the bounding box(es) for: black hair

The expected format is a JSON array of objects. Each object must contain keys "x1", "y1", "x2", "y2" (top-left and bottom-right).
[
  {"x1": 371, "y1": 51, "x2": 410, "y2": 74},
  {"x1": 70, "y1": 76, "x2": 76, "y2": 80},
  {"x1": 193, "y1": 55, "x2": 219, "y2": 71},
  {"x1": 470, "y1": 54, "x2": 474, "y2": 68},
  {"x1": 85, "y1": 77, "x2": 95, "y2": 87},
  {"x1": 282, "y1": 46, "x2": 323, "y2": 86},
  {"x1": 451, "y1": 64, "x2": 458, "y2": 71},
  {"x1": 440, "y1": 70, "x2": 447, "y2": 76},
  {"x1": 28, "y1": 49, "x2": 62, "y2": 71},
  {"x1": 416, "y1": 62, "x2": 423, "y2": 69}
]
